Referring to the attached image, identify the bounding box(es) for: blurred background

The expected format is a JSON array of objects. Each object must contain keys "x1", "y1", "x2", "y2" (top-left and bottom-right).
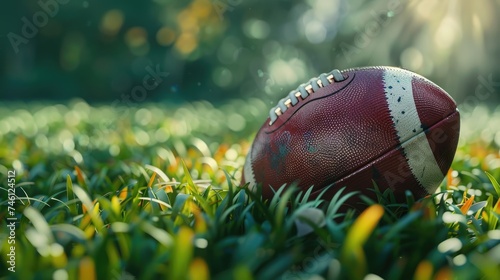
[{"x1": 1, "y1": 0, "x2": 499, "y2": 106}]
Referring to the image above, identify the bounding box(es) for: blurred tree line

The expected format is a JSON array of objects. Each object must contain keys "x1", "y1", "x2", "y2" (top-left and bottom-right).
[{"x1": 1, "y1": 0, "x2": 499, "y2": 106}]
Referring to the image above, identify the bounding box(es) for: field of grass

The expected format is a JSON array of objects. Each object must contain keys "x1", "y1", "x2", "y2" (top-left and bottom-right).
[{"x1": 1, "y1": 100, "x2": 499, "y2": 280}]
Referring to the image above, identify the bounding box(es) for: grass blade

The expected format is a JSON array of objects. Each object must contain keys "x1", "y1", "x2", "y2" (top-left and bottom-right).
[
  {"x1": 66, "y1": 175, "x2": 78, "y2": 215},
  {"x1": 485, "y1": 172, "x2": 500, "y2": 198}
]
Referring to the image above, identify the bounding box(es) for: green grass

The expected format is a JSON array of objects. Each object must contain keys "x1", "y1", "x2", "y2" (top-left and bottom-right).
[{"x1": 0, "y1": 100, "x2": 499, "y2": 280}]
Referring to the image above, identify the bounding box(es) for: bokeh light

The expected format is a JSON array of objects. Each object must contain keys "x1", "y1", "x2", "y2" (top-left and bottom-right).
[{"x1": 100, "y1": 9, "x2": 124, "y2": 37}]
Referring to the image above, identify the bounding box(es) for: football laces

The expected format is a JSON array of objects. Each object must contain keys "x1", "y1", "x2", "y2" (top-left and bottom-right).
[{"x1": 268, "y1": 69, "x2": 346, "y2": 125}]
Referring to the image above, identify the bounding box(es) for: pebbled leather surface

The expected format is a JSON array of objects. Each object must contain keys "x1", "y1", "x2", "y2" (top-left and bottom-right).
[
  {"x1": 243, "y1": 67, "x2": 460, "y2": 204},
  {"x1": 312, "y1": 111, "x2": 460, "y2": 209}
]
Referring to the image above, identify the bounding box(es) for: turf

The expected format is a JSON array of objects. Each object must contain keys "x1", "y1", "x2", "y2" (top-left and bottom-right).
[{"x1": 0, "y1": 100, "x2": 499, "y2": 280}]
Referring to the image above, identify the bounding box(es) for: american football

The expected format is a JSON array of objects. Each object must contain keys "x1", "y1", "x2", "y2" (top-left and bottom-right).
[{"x1": 242, "y1": 66, "x2": 460, "y2": 208}]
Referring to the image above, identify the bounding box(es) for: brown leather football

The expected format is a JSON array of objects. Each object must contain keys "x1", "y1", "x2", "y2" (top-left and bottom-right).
[{"x1": 242, "y1": 66, "x2": 460, "y2": 207}]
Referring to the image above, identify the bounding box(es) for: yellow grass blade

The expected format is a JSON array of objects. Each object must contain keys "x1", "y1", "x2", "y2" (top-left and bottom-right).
[
  {"x1": 172, "y1": 227, "x2": 194, "y2": 279},
  {"x1": 189, "y1": 258, "x2": 210, "y2": 280},
  {"x1": 74, "y1": 166, "x2": 88, "y2": 191},
  {"x1": 342, "y1": 204, "x2": 384, "y2": 279},
  {"x1": 147, "y1": 172, "x2": 157, "y2": 188},
  {"x1": 460, "y1": 195, "x2": 475, "y2": 215},
  {"x1": 344, "y1": 204, "x2": 385, "y2": 252},
  {"x1": 414, "y1": 260, "x2": 433, "y2": 280},
  {"x1": 79, "y1": 257, "x2": 96, "y2": 280}
]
